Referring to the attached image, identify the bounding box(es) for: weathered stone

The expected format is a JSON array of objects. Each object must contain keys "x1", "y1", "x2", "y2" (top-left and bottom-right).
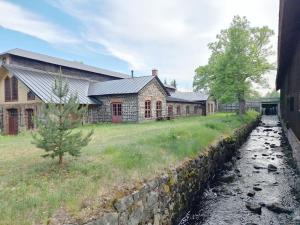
[
  {"x1": 265, "y1": 203, "x2": 293, "y2": 214},
  {"x1": 219, "y1": 174, "x2": 235, "y2": 183},
  {"x1": 245, "y1": 202, "x2": 262, "y2": 214},
  {"x1": 253, "y1": 186, "x2": 262, "y2": 191},
  {"x1": 146, "y1": 191, "x2": 159, "y2": 208},
  {"x1": 253, "y1": 165, "x2": 264, "y2": 170},
  {"x1": 132, "y1": 191, "x2": 140, "y2": 202},
  {"x1": 267, "y1": 164, "x2": 277, "y2": 172},
  {"x1": 88, "y1": 213, "x2": 119, "y2": 225},
  {"x1": 119, "y1": 212, "x2": 128, "y2": 225},
  {"x1": 128, "y1": 201, "x2": 144, "y2": 225},
  {"x1": 247, "y1": 191, "x2": 255, "y2": 197},
  {"x1": 223, "y1": 161, "x2": 233, "y2": 170},
  {"x1": 114, "y1": 195, "x2": 134, "y2": 212}
]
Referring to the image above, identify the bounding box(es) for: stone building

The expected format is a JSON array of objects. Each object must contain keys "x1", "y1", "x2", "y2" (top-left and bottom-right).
[{"x1": 0, "y1": 49, "x2": 215, "y2": 135}]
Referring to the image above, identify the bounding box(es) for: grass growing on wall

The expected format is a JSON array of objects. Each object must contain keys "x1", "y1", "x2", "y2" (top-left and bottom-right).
[{"x1": 0, "y1": 111, "x2": 258, "y2": 225}]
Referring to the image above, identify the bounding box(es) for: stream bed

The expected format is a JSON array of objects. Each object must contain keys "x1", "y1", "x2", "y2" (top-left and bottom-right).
[{"x1": 178, "y1": 115, "x2": 300, "y2": 225}]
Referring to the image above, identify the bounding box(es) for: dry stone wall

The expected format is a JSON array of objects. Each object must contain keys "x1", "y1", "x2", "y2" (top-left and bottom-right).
[{"x1": 80, "y1": 117, "x2": 260, "y2": 225}]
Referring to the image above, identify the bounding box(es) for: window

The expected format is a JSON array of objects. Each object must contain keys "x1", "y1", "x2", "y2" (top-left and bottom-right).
[
  {"x1": 176, "y1": 106, "x2": 181, "y2": 115},
  {"x1": 5, "y1": 76, "x2": 18, "y2": 102},
  {"x1": 145, "y1": 100, "x2": 151, "y2": 118},
  {"x1": 168, "y1": 105, "x2": 173, "y2": 117},
  {"x1": 156, "y1": 101, "x2": 162, "y2": 118},
  {"x1": 27, "y1": 90, "x2": 35, "y2": 101},
  {"x1": 186, "y1": 106, "x2": 190, "y2": 114},
  {"x1": 290, "y1": 96, "x2": 295, "y2": 112},
  {"x1": 194, "y1": 106, "x2": 197, "y2": 114},
  {"x1": 112, "y1": 103, "x2": 122, "y2": 116}
]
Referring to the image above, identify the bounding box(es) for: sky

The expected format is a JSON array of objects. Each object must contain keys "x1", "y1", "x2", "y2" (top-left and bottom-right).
[{"x1": 0, "y1": 0, "x2": 279, "y2": 94}]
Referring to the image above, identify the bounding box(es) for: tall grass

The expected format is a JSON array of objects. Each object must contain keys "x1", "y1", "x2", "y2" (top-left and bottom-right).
[{"x1": 0, "y1": 111, "x2": 258, "y2": 225}]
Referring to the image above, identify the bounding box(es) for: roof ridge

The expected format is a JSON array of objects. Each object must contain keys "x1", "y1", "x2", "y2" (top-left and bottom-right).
[
  {"x1": 3, "y1": 64, "x2": 96, "y2": 82},
  {"x1": 1, "y1": 48, "x2": 130, "y2": 79}
]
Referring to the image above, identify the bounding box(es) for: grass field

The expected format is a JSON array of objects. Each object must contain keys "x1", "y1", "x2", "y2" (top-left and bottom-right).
[{"x1": 0, "y1": 111, "x2": 258, "y2": 225}]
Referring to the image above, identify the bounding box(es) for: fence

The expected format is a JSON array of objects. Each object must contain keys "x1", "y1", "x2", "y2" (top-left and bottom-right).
[{"x1": 218, "y1": 101, "x2": 261, "y2": 113}]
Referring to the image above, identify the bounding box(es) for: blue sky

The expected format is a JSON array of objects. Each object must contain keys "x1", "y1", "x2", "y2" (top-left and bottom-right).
[{"x1": 0, "y1": 0, "x2": 279, "y2": 93}]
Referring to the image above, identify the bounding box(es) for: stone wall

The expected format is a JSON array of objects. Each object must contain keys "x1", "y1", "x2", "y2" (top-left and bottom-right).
[
  {"x1": 91, "y1": 95, "x2": 139, "y2": 122},
  {"x1": 0, "y1": 103, "x2": 41, "y2": 134},
  {"x1": 78, "y1": 116, "x2": 260, "y2": 225}
]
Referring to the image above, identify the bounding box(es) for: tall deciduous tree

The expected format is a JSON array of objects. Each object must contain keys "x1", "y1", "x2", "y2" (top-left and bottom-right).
[
  {"x1": 193, "y1": 16, "x2": 274, "y2": 115},
  {"x1": 32, "y1": 75, "x2": 93, "y2": 165}
]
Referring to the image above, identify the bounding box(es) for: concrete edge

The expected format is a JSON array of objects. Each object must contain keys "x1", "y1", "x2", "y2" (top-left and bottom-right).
[{"x1": 280, "y1": 117, "x2": 300, "y2": 171}]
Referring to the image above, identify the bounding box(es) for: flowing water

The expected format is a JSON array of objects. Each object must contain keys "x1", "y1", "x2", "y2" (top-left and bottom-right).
[{"x1": 178, "y1": 115, "x2": 300, "y2": 225}]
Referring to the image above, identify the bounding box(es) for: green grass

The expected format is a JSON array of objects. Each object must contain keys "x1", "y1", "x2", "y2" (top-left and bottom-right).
[{"x1": 0, "y1": 111, "x2": 258, "y2": 225}]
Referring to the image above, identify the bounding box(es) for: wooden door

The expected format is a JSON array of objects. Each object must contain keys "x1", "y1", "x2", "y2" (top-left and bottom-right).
[
  {"x1": 26, "y1": 109, "x2": 34, "y2": 130},
  {"x1": 7, "y1": 109, "x2": 18, "y2": 135},
  {"x1": 112, "y1": 103, "x2": 122, "y2": 123}
]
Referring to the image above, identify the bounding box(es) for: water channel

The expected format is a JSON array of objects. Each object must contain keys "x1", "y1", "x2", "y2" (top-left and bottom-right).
[{"x1": 178, "y1": 115, "x2": 300, "y2": 225}]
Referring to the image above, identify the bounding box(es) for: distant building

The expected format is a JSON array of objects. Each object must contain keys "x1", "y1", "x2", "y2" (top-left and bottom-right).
[
  {"x1": 0, "y1": 49, "x2": 215, "y2": 135},
  {"x1": 277, "y1": 0, "x2": 300, "y2": 167}
]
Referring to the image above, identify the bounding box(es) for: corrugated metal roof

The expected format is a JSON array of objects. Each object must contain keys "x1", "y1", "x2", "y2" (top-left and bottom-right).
[
  {"x1": 167, "y1": 91, "x2": 209, "y2": 103},
  {"x1": 1, "y1": 48, "x2": 129, "y2": 79},
  {"x1": 88, "y1": 76, "x2": 156, "y2": 96},
  {"x1": 4, "y1": 64, "x2": 98, "y2": 104}
]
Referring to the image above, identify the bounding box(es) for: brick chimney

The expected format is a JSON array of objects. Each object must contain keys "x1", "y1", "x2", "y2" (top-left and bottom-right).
[{"x1": 152, "y1": 69, "x2": 158, "y2": 76}]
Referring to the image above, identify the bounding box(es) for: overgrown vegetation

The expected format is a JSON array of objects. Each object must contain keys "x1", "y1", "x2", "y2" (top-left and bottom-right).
[{"x1": 0, "y1": 111, "x2": 258, "y2": 225}]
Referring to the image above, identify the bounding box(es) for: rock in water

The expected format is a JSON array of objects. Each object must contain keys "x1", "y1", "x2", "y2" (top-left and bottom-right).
[
  {"x1": 253, "y1": 186, "x2": 262, "y2": 191},
  {"x1": 253, "y1": 165, "x2": 263, "y2": 170},
  {"x1": 265, "y1": 203, "x2": 293, "y2": 214},
  {"x1": 219, "y1": 174, "x2": 235, "y2": 183},
  {"x1": 267, "y1": 164, "x2": 278, "y2": 172},
  {"x1": 245, "y1": 202, "x2": 262, "y2": 214},
  {"x1": 247, "y1": 191, "x2": 256, "y2": 197}
]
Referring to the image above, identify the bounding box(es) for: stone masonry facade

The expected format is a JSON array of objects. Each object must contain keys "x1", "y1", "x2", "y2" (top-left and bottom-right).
[
  {"x1": 166, "y1": 102, "x2": 204, "y2": 117},
  {"x1": 88, "y1": 94, "x2": 139, "y2": 123},
  {"x1": 138, "y1": 79, "x2": 168, "y2": 121},
  {"x1": 0, "y1": 103, "x2": 41, "y2": 134}
]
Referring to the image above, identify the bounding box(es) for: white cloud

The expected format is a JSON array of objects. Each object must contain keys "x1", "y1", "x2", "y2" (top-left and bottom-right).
[
  {"x1": 50, "y1": 0, "x2": 279, "y2": 93},
  {"x1": 1, "y1": 0, "x2": 278, "y2": 94},
  {"x1": 0, "y1": 0, "x2": 79, "y2": 44}
]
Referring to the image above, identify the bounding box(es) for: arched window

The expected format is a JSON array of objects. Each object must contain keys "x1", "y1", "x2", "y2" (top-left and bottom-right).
[
  {"x1": 145, "y1": 100, "x2": 151, "y2": 118},
  {"x1": 5, "y1": 76, "x2": 18, "y2": 102},
  {"x1": 168, "y1": 105, "x2": 173, "y2": 117},
  {"x1": 156, "y1": 101, "x2": 162, "y2": 118},
  {"x1": 176, "y1": 106, "x2": 181, "y2": 115},
  {"x1": 194, "y1": 106, "x2": 197, "y2": 114},
  {"x1": 186, "y1": 106, "x2": 190, "y2": 115}
]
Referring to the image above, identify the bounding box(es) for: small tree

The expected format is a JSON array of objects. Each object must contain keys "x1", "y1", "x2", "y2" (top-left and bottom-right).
[
  {"x1": 32, "y1": 75, "x2": 93, "y2": 165},
  {"x1": 194, "y1": 16, "x2": 274, "y2": 115}
]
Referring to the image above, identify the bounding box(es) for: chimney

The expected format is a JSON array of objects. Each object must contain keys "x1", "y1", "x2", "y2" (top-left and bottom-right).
[
  {"x1": 131, "y1": 70, "x2": 134, "y2": 78},
  {"x1": 152, "y1": 69, "x2": 158, "y2": 76}
]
